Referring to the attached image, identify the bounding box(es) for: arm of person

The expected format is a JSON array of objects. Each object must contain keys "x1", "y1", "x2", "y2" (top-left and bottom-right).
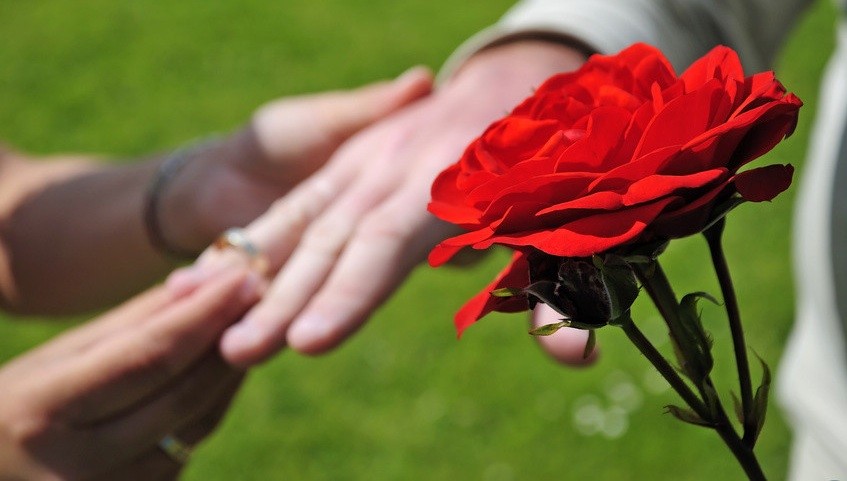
[
  {"x1": 0, "y1": 265, "x2": 263, "y2": 480},
  {"x1": 0, "y1": 68, "x2": 432, "y2": 315}
]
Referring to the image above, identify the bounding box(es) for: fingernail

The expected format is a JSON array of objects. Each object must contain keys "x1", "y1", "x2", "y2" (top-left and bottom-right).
[
  {"x1": 238, "y1": 272, "x2": 264, "y2": 303},
  {"x1": 221, "y1": 318, "x2": 263, "y2": 357},
  {"x1": 167, "y1": 250, "x2": 248, "y2": 295},
  {"x1": 165, "y1": 266, "x2": 206, "y2": 297},
  {"x1": 288, "y1": 314, "x2": 332, "y2": 351},
  {"x1": 394, "y1": 65, "x2": 432, "y2": 86}
]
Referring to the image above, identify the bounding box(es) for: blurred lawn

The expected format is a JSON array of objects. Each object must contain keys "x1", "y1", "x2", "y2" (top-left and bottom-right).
[{"x1": 0, "y1": 1, "x2": 836, "y2": 480}]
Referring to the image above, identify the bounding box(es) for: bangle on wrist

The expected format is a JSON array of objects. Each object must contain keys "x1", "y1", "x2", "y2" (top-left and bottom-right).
[{"x1": 143, "y1": 137, "x2": 220, "y2": 259}]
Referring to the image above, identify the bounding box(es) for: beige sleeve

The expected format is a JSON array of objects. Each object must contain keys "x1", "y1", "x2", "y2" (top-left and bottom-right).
[{"x1": 442, "y1": 0, "x2": 812, "y2": 75}]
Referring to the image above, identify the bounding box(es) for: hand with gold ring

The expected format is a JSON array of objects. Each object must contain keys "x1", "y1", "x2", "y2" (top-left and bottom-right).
[{"x1": 0, "y1": 265, "x2": 263, "y2": 480}]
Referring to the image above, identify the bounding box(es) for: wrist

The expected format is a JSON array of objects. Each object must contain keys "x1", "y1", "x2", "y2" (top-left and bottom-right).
[
  {"x1": 449, "y1": 37, "x2": 587, "y2": 87},
  {"x1": 149, "y1": 136, "x2": 234, "y2": 257},
  {"x1": 445, "y1": 39, "x2": 586, "y2": 109},
  {"x1": 426, "y1": 40, "x2": 586, "y2": 133},
  {"x1": 158, "y1": 127, "x2": 284, "y2": 256}
]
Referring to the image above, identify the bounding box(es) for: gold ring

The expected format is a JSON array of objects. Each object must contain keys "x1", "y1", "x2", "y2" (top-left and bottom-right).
[
  {"x1": 158, "y1": 434, "x2": 192, "y2": 464},
  {"x1": 213, "y1": 228, "x2": 269, "y2": 274}
]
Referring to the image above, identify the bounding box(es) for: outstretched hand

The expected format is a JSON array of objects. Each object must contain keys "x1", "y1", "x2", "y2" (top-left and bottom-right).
[{"x1": 171, "y1": 41, "x2": 598, "y2": 367}]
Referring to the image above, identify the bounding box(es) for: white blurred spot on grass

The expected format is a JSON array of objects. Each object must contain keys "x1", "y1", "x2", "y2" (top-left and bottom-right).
[
  {"x1": 571, "y1": 370, "x2": 654, "y2": 438},
  {"x1": 604, "y1": 370, "x2": 643, "y2": 412},
  {"x1": 601, "y1": 406, "x2": 629, "y2": 439},
  {"x1": 572, "y1": 394, "x2": 605, "y2": 436}
]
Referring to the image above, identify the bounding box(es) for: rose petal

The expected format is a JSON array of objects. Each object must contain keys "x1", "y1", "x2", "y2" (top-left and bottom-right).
[
  {"x1": 735, "y1": 164, "x2": 794, "y2": 202},
  {"x1": 454, "y1": 251, "x2": 530, "y2": 337},
  {"x1": 475, "y1": 197, "x2": 678, "y2": 257},
  {"x1": 623, "y1": 168, "x2": 729, "y2": 206},
  {"x1": 650, "y1": 182, "x2": 732, "y2": 237},
  {"x1": 680, "y1": 45, "x2": 744, "y2": 91},
  {"x1": 428, "y1": 227, "x2": 497, "y2": 267},
  {"x1": 634, "y1": 79, "x2": 726, "y2": 157},
  {"x1": 471, "y1": 118, "x2": 563, "y2": 171},
  {"x1": 480, "y1": 172, "x2": 597, "y2": 222}
]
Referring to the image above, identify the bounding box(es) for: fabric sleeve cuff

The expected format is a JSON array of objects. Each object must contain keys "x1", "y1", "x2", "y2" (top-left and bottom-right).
[{"x1": 438, "y1": 0, "x2": 761, "y2": 83}]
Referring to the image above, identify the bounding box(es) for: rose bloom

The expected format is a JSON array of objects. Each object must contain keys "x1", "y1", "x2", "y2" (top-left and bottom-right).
[{"x1": 428, "y1": 43, "x2": 802, "y2": 335}]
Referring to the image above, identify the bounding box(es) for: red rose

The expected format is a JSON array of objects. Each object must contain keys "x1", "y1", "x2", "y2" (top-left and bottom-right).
[{"x1": 427, "y1": 44, "x2": 802, "y2": 335}]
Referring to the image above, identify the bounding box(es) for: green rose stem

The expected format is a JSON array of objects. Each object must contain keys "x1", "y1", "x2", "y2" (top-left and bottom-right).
[
  {"x1": 629, "y1": 261, "x2": 766, "y2": 480},
  {"x1": 617, "y1": 317, "x2": 709, "y2": 419},
  {"x1": 704, "y1": 218, "x2": 756, "y2": 445}
]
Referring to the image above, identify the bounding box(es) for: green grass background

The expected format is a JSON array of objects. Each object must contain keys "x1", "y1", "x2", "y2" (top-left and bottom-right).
[{"x1": 0, "y1": 1, "x2": 836, "y2": 479}]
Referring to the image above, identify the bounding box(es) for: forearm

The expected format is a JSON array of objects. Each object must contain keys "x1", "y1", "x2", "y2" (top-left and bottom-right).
[
  {"x1": 0, "y1": 148, "x2": 176, "y2": 315},
  {"x1": 0, "y1": 131, "x2": 267, "y2": 315}
]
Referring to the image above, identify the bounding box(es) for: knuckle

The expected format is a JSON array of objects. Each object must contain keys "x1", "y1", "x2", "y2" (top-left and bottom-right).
[
  {"x1": 268, "y1": 197, "x2": 310, "y2": 233},
  {"x1": 0, "y1": 406, "x2": 50, "y2": 446},
  {"x1": 357, "y1": 209, "x2": 410, "y2": 243},
  {"x1": 126, "y1": 336, "x2": 181, "y2": 381},
  {"x1": 1, "y1": 420, "x2": 37, "y2": 446},
  {"x1": 302, "y1": 218, "x2": 349, "y2": 257},
  {"x1": 326, "y1": 279, "x2": 369, "y2": 306}
]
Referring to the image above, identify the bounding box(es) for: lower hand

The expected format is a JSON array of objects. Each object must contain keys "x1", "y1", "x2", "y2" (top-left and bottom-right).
[{"x1": 0, "y1": 267, "x2": 262, "y2": 480}]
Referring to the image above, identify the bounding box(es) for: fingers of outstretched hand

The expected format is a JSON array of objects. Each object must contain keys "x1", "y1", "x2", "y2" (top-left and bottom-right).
[
  {"x1": 54, "y1": 268, "x2": 261, "y2": 424},
  {"x1": 166, "y1": 154, "x2": 360, "y2": 298},
  {"x1": 215, "y1": 77, "x2": 522, "y2": 365},
  {"x1": 217, "y1": 176, "x2": 402, "y2": 365},
  {"x1": 285, "y1": 192, "x2": 455, "y2": 355},
  {"x1": 531, "y1": 304, "x2": 599, "y2": 366},
  {"x1": 252, "y1": 65, "x2": 432, "y2": 163},
  {"x1": 221, "y1": 188, "x2": 456, "y2": 365},
  {"x1": 311, "y1": 66, "x2": 434, "y2": 143},
  {"x1": 219, "y1": 99, "x2": 487, "y2": 364}
]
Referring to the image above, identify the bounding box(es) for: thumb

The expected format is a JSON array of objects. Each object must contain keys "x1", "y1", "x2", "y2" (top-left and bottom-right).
[
  {"x1": 316, "y1": 65, "x2": 434, "y2": 140},
  {"x1": 532, "y1": 303, "x2": 599, "y2": 366},
  {"x1": 252, "y1": 66, "x2": 433, "y2": 163}
]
